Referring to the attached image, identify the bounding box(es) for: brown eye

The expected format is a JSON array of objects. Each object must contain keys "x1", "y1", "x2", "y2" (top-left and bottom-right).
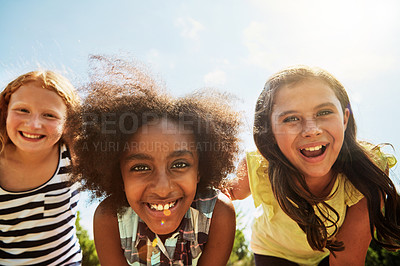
[
  {"x1": 171, "y1": 162, "x2": 189, "y2": 169},
  {"x1": 17, "y1": 108, "x2": 29, "y2": 113},
  {"x1": 283, "y1": 116, "x2": 299, "y2": 123},
  {"x1": 44, "y1": 113, "x2": 57, "y2": 118},
  {"x1": 317, "y1": 110, "x2": 333, "y2": 117},
  {"x1": 130, "y1": 165, "x2": 151, "y2": 172}
]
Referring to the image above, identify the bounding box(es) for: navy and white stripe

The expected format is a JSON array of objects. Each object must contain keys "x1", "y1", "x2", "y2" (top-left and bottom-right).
[{"x1": 0, "y1": 145, "x2": 82, "y2": 265}]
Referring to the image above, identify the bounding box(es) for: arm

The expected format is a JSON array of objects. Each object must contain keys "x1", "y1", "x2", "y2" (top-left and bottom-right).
[
  {"x1": 93, "y1": 199, "x2": 129, "y2": 266},
  {"x1": 329, "y1": 197, "x2": 371, "y2": 266},
  {"x1": 227, "y1": 157, "x2": 251, "y2": 200},
  {"x1": 198, "y1": 193, "x2": 236, "y2": 266}
]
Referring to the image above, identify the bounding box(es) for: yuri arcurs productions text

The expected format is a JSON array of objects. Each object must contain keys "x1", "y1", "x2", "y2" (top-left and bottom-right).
[{"x1": 81, "y1": 141, "x2": 230, "y2": 153}]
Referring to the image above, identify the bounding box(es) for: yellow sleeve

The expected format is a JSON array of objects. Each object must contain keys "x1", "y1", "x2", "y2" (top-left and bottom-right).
[
  {"x1": 345, "y1": 141, "x2": 397, "y2": 207},
  {"x1": 360, "y1": 141, "x2": 397, "y2": 172},
  {"x1": 344, "y1": 178, "x2": 364, "y2": 207},
  {"x1": 246, "y1": 151, "x2": 269, "y2": 207},
  {"x1": 245, "y1": 151, "x2": 279, "y2": 222}
]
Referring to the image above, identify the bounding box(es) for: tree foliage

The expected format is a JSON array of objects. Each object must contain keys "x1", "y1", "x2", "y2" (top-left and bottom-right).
[
  {"x1": 75, "y1": 211, "x2": 100, "y2": 266},
  {"x1": 366, "y1": 240, "x2": 400, "y2": 266},
  {"x1": 75, "y1": 208, "x2": 400, "y2": 265},
  {"x1": 227, "y1": 209, "x2": 254, "y2": 266}
]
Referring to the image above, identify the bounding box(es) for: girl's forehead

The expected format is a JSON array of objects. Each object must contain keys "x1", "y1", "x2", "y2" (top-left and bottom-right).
[
  {"x1": 8, "y1": 82, "x2": 67, "y2": 111},
  {"x1": 272, "y1": 78, "x2": 339, "y2": 109},
  {"x1": 12, "y1": 81, "x2": 56, "y2": 98},
  {"x1": 142, "y1": 118, "x2": 194, "y2": 133},
  {"x1": 130, "y1": 118, "x2": 196, "y2": 142},
  {"x1": 123, "y1": 119, "x2": 198, "y2": 159}
]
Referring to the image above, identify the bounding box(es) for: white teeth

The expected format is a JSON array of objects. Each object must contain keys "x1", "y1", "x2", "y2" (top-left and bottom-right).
[
  {"x1": 304, "y1": 145, "x2": 323, "y2": 152},
  {"x1": 22, "y1": 132, "x2": 42, "y2": 139},
  {"x1": 149, "y1": 201, "x2": 176, "y2": 211}
]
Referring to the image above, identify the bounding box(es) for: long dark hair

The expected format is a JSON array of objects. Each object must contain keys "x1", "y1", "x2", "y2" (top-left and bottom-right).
[{"x1": 253, "y1": 65, "x2": 400, "y2": 253}]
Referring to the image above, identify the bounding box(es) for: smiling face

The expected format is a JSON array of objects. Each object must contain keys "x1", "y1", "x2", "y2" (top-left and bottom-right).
[
  {"x1": 120, "y1": 118, "x2": 199, "y2": 236},
  {"x1": 271, "y1": 78, "x2": 349, "y2": 181},
  {"x1": 6, "y1": 81, "x2": 67, "y2": 154}
]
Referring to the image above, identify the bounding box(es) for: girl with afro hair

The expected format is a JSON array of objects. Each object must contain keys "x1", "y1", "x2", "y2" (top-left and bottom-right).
[{"x1": 70, "y1": 55, "x2": 241, "y2": 266}]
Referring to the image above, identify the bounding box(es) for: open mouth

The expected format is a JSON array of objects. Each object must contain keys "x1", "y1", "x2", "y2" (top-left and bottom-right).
[
  {"x1": 147, "y1": 200, "x2": 178, "y2": 211},
  {"x1": 20, "y1": 132, "x2": 44, "y2": 139},
  {"x1": 300, "y1": 144, "x2": 327, "y2": 158}
]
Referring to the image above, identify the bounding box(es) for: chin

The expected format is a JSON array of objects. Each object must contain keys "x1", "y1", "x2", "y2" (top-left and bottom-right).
[
  {"x1": 305, "y1": 169, "x2": 332, "y2": 179},
  {"x1": 150, "y1": 221, "x2": 180, "y2": 236}
]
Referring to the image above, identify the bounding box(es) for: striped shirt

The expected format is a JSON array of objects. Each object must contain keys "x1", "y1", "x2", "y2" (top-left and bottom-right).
[
  {"x1": 0, "y1": 144, "x2": 82, "y2": 265},
  {"x1": 118, "y1": 189, "x2": 218, "y2": 266}
]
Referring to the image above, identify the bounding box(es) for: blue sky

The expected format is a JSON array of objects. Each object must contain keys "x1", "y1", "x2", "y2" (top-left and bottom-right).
[{"x1": 1, "y1": 0, "x2": 399, "y2": 238}]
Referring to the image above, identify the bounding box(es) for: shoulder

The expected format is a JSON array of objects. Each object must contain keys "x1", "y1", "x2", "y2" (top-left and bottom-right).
[
  {"x1": 214, "y1": 192, "x2": 235, "y2": 218},
  {"x1": 246, "y1": 150, "x2": 268, "y2": 168},
  {"x1": 335, "y1": 174, "x2": 364, "y2": 207},
  {"x1": 59, "y1": 143, "x2": 72, "y2": 170},
  {"x1": 59, "y1": 143, "x2": 72, "y2": 164},
  {"x1": 94, "y1": 199, "x2": 119, "y2": 239},
  {"x1": 93, "y1": 198, "x2": 129, "y2": 265},
  {"x1": 359, "y1": 141, "x2": 397, "y2": 172},
  {"x1": 207, "y1": 192, "x2": 235, "y2": 235},
  {"x1": 192, "y1": 190, "x2": 235, "y2": 227},
  {"x1": 245, "y1": 150, "x2": 269, "y2": 181},
  {"x1": 198, "y1": 192, "x2": 235, "y2": 266},
  {"x1": 208, "y1": 193, "x2": 235, "y2": 229},
  {"x1": 245, "y1": 151, "x2": 274, "y2": 206},
  {"x1": 192, "y1": 188, "x2": 219, "y2": 215},
  {"x1": 95, "y1": 197, "x2": 118, "y2": 222}
]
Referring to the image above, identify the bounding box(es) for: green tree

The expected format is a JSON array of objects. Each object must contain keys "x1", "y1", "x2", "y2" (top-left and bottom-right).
[
  {"x1": 366, "y1": 240, "x2": 400, "y2": 266},
  {"x1": 75, "y1": 211, "x2": 100, "y2": 266},
  {"x1": 227, "y1": 209, "x2": 254, "y2": 266}
]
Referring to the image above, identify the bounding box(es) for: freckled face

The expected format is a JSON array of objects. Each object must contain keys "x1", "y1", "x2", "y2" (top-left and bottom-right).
[
  {"x1": 120, "y1": 119, "x2": 199, "y2": 236},
  {"x1": 271, "y1": 78, "x2": 349, "y2": 181},
  {"x1": 6, "y1": 81, "x2": 67, "y2": 154}
]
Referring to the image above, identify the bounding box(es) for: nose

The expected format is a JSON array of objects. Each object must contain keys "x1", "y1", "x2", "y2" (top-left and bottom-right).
[
  {"x1": 151, "y1": 169, "x2": 173, "y2": 197},
  {"x1": 25, "y1": 115, "x2": 42, "y2": 129},
  {"x1": 301, "y1": 118, "x2": 322, "y2": 138}
]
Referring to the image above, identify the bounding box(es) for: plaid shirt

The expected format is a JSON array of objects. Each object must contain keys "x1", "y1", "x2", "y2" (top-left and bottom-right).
[{"x1": 118, "y1": 189, "x2": 218, "y2": 266}]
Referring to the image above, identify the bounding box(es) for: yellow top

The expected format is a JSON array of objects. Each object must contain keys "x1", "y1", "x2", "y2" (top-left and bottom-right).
[{"x1": 247, "y1": 143, "x2": 396, "y2": 266}]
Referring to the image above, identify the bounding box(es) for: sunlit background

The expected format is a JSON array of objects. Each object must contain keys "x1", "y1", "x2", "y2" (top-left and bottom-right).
[{"x1": 1, "y1": 0, "x2": 399, "y2": 239}]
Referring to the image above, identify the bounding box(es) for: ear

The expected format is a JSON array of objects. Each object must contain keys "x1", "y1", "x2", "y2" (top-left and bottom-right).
[
  {"x1": 197, "y1": 172, "x2": 201, "y2": 183},
  {"x1": 343, "y1": 108, "x2": 350, "y2": 130}
]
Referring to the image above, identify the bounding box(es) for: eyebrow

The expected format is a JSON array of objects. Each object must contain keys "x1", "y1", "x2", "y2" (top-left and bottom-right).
[
  {"x1": 11, "y1": 102, "x2": 65, "y2": 113},
  {"x1": 276, "y1": 102, "x2": 337, "y2": 119},
  {"x1": 314, "y1": 102, "x2": 337, "y2": 109},
  {"x1": 124, "y1": 150, "x2": 194, "y2": 161},
  {"x1": 124, "y1": 153, "x2": 153, "y2": 161},
  {"x1": 167, "y1": 150, "x2": 195, "y2": 159}
]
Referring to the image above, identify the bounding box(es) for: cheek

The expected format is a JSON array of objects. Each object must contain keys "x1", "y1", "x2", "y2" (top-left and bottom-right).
[
  {"x1": 276, "y1": 140, "x2": 291, "y2": 160},
  {"x1": 50, "y1": 121, "x2": 66, "y2": 137},
  {"x1": 324, "y1": 119, "x2": 346, "y2": 139},
  {"x1": 274, "y1": 130, "x2": 295, "y2": 153},
  {"x1": 180, "y1": 175, "x2": 199, "y2": 195},
  {"x1": 58, "y1": 119, "x2": 67, "y2": 131},
  {"x1": 5, "y1": 115, "x2": 17, "y2": 135},
  {"x1": 272, "y1": 121, "x2": 302, "y2": 140},
  {"x1": 123, "y1": 181, "x2": 142, "y2": 201}
]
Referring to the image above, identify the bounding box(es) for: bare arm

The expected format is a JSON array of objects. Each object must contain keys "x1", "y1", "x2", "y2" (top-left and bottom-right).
[
  {"x1": 227, "y1": 157, "x2": 251, "y2": 200},
  {"x1": 93, "y1": 199, "x2": 129, "y2": 266},
  {"x1": 198, "y1": 193, "x2": 236, "y2": 266},
  {"x1": 329, "y1": 197, "x2": 371, "y2": 266}
]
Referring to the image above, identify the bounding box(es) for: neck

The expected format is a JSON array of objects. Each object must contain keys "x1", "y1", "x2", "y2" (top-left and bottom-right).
[
  {"x1": 3, "y1": 143, "x2": 59, "y2": 165},
  {"x1": 0, "y1": 143, "x2": 61, "y2": 191},
  {"x1": 304, "y1": 171, "x2": 336, "y2": 198}
]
